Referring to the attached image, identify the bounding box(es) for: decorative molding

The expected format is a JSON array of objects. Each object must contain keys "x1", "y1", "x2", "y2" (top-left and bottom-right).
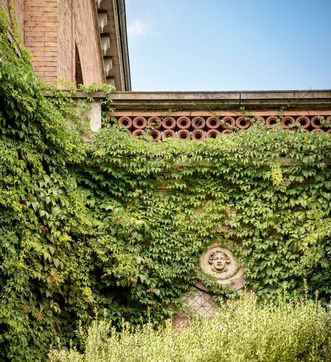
[
  {"x1": 111, "y1": 113, "x2": 331, "y2": 139},
  {"x1": 98, "y1": 12, "x2": 108, "y2": 32},
  {"x1": 200, "y1": 244, "x2": 244, "y2": 289},
  {"x1": 95, "y1": 0, "x2": 131, "y2": 90}
]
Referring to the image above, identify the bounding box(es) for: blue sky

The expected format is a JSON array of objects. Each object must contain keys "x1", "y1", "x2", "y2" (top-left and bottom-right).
[{"x1": 125, "y1": 0, "x2": 331, "y2": 91}]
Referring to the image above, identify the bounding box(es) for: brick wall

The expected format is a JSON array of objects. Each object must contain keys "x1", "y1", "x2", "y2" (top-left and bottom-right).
[
  {"x1": 2, "y1": 0, "x2": 105, "y2": 85},
  {"x1": 24, "y1": 0, "x2": 58, "y2": 82},
  {"x1": 57, "y1": 0, "x2": 74, "y2": 82},
  {"x1": 73, "y1": 0, "x2": 104, "y2": 84},
  {"x1": 57, "y1": 0, "x2": 105, "y2": 84}
]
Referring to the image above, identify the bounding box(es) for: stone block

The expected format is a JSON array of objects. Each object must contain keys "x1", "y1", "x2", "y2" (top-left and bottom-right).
[{"x1": 88, "y1": 102, "x2": 102, "y2": 132}]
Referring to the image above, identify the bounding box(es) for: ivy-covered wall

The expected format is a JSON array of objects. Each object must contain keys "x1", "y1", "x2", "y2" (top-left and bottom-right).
[
  {"x1": 0, "y1": 12, "x2": 99, "y2": 361},
  {"x1": 83, "y1": 125, "x2": 331, "y2": 307},
  {"x1": 1, "y1": 12, "x2": 330, "y2": 361}
]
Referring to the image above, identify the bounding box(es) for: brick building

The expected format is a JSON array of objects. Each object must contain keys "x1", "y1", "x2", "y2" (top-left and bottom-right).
[
  {"x1": 0, "y1": 0, "x2": 131, "y2": 90},
  {"x1": 2, "y1": 1, "x2": 330, "y2": 136}
]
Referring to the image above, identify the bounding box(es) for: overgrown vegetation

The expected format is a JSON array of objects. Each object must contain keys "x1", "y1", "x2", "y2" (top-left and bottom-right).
[
  {"x1": 49, "y1": 296, "x2": 331, "y2": 362},
  {"x1": 1, "y1": 11, "x2": 331, "y2": 361},
  {"x1": 84, "y1": 123, "x2": 331, "y2": 307},
  {"x1": 0, "y1": 11, "x2": 101, "y2": 361}
]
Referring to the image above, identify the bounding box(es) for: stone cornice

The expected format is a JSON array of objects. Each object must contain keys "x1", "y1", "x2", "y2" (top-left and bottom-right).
[{"x1": 109, "y1": 90, "x2": 331, "y2": 111}]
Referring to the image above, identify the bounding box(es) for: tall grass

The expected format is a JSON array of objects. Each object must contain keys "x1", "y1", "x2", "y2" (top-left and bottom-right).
[{"x1": 49, "y1": 296, "x2": 330, "y2": 362}]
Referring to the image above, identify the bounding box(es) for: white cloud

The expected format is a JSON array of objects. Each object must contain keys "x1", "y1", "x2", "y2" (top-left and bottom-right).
[{"x1": 128, "y1": 19, "x2": 151, "y2": 37}]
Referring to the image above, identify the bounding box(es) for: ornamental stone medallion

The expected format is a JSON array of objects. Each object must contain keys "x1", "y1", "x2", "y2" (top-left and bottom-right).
[
  {"x1": 200, "y1": 244, "x2": 244, "y2": 289},
  {"x1": 172, "y1": 244, "x2": 244, "y2": 327}
]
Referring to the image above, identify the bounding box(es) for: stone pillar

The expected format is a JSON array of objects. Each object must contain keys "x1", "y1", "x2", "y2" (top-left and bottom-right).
[{"x1": 88, "y1": 102, "x2": 102, "y2": 132}]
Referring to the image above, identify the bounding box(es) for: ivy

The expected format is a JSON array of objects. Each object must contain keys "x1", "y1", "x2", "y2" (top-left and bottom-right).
[
  {"x1": 0, "y1": 12, "x2": 101, "y2": 361},
  {"x1": 1, "y1": 10, "x2": 331, "y2": 361},
  {"x1": 82, "y1": 125, "x2": 330, "y2": 315}
]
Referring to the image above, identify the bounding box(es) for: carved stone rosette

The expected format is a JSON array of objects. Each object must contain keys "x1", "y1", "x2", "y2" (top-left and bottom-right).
[{"x1": 200, "y1": 243, "x2": 244, "y2": 289}]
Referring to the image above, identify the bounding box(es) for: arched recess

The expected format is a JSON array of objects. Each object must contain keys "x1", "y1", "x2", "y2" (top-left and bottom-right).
[{"x1": 75, "y1": 43, "x2": 83, "y2": 86}]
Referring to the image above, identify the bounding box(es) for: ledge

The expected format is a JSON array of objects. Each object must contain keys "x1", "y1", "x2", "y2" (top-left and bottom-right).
[{"x1": 109, "y1": 90, "x2": 331, "y2": 111}]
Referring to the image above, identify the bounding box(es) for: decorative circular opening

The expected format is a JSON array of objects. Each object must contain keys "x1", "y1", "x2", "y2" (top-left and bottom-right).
[
  {"x1": 281, "y1": 116, "x2": 295, "y2": 129},
  {"x1": 177, "y1": 117, "x2": 191, "y2": 129},
  {"x1": 149, "y1": 130, "x2": 161, "y2": 140},
  {"x1": 192, "y1": 130, "x2": 205, "y2": 140},
  {"x1": 236, "y1": 117, "x2": 250, "y2": 129},
  {"x1": 326, "y1": 116, "x2": 331, "y2": 132},
  {"x1": 253, "y1": 116, "x2": 265, "y2": 125},
  {"x1": 133, "y1": 117, "x2": 147, "y2": 129},
  {"x1": 266, "y1": 116, "x2": 279, "y2": 127},
  {"x1": 221, "y1": 117, "x2": 235, "y2": 128},
  {"x1": 118, "y1": 117, "x2": 132, "y2": 128},
  {"x1": 311, "y1": 116, "x2": 323, "y2": 129},
  {"x1": 177, "y1": 129, "x2": 191, "y2": 139},
  {"x1": 162, "y1": 130, "x2": 176, "y2": 139},
  {"x1": 206, "y1": 130, "x2": 220, "y2": 138},
  {"x1": 162, "y1": 117, "x2": 176, "y2": 129},
  {"x1": 206, "y1": 117, "x2": 220, "y2": 129},
  {"x1": 148, "y1": 117, "x2": 162, "y2": 129},
  {"x1": 192, "y1": 117, "x2": 205, "y2": 129},
  {"x1": 132, "y1": 129, "x2": 145, "y2": 137},
  {"x1": 296, "y1": 116, "x2": 310, "y2": 128}
]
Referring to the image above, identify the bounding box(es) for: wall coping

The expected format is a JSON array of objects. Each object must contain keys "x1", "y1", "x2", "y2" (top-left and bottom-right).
[{"x1": 108, "y1": 90, "x2": 331, "y2": 111}]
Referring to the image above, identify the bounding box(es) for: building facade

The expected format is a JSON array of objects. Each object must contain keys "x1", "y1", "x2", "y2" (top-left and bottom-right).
[{"x1": 0, "y1": 0, "x2": 131, "y2": 90}]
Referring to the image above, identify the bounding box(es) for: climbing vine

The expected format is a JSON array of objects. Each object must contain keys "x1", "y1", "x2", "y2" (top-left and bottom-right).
[
  {"x1": 1, "y1": 10, "x2": 331, "y2": 361},
  {"x1": 0, "y1": 12, "x2": 109, "y2": 361},
  {"x1": 82, "y1": 125, "x2": 331, "y2": 311}
]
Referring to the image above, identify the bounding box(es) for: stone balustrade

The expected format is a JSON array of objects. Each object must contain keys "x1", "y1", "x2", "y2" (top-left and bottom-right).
[{"x1": 109, "y1": 90, "x2": 331, "y2": 139}]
